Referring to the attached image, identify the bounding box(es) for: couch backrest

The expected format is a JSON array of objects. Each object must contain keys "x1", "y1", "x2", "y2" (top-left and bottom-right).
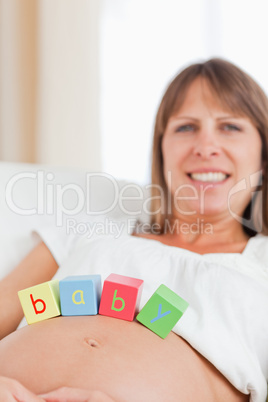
[{"x1": 0, "y1": 162, "x2": 150, "y2": 279}]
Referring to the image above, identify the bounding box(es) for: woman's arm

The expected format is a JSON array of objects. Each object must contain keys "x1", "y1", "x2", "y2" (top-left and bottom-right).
[{"x1": 0, "y1": 241, "x2": 59, "y2": 340}]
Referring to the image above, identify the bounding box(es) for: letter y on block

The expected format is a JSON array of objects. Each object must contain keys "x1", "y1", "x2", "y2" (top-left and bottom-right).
[
  {"x1": 136, "y1": 284, "x2": 189, "y2": 339},
  {"x1": 150, "y1": 304, "x2": 171, "y2": 323}
]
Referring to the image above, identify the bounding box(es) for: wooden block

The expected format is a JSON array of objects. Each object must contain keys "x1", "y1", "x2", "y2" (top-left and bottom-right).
[
  {"x1": 99, "y1": 273, "x2": 144, "y2": 321},
  {"x1": 59, "y1": 275, "x2": 101, "y2": 316},
  {"x1": 18, "y1": 280, "x2": 61, "y2": 325},
  {"x1": 136, "y1": 284, "x2": 189, "y2": 339}
]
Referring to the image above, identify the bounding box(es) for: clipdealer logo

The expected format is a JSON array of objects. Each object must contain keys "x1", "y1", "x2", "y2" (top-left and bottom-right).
[
  {"x1": 5, "y1": 169, "x2": 263, "y2": 233},
  {"x1": 5, "y1": 171, "x2": 150, "y2": 226}
]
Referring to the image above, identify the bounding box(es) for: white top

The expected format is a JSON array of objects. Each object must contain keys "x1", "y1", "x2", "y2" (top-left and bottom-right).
[{"x1": 29, "y1": 226, "x2": 268, "y2": 402}]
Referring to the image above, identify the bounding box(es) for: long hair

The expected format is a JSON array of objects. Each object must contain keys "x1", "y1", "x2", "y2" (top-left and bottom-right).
[{"x1": 150, "y1": 58, "x2": 268, "y2": 236}]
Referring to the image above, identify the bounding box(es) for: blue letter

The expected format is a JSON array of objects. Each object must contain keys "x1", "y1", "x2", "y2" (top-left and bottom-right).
[{"x1": 150, "y1": 303, "x2": 171, "y2": 323}]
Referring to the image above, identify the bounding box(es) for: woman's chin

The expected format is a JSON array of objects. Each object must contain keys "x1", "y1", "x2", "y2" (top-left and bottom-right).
[{"x1": 173, "y1": 203, "x2": 230, "y2": 221}]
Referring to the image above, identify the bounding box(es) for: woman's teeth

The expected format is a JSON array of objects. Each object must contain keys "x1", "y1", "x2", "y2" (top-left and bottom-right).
[{"x1": 190, "y1": 172, "x2": 228, "y2": 182}]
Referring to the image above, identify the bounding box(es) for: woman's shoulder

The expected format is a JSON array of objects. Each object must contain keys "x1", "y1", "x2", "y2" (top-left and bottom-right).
[
  {"x1": 131, "y1": 232, "x2": 161, "y2": 241},
  {"x1": 243, "y1": 233, "x2": 268, "y2": 268}
]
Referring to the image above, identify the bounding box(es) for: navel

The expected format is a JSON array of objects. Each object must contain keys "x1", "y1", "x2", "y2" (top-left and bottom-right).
[{"x1": 83, "y1": 337, "x2": 101, "y2": 348}]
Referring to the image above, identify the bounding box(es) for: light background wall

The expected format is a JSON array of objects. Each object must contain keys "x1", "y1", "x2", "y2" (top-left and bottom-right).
[
  {"x1": 0, "y1": 0, "x2": 101, "y2": 171},
  {"x1": 1, "y1": 0, "x2": 268, "y2": 184}
]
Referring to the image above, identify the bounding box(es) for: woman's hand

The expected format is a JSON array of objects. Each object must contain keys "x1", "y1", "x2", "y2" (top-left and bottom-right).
[
  {"x1": 40, "y1": 387, "x2": 115, "y2": 401},
  {"x1": 0, "y1": 376, "x2": 45, "y2": 401}
]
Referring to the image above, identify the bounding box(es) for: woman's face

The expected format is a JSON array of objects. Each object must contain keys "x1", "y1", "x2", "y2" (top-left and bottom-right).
[{"x1": 161, "y1": 77, "x2": 262, "y2": 220}]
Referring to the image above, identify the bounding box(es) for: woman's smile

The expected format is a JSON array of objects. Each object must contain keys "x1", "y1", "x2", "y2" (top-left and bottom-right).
[
  {"x1": 186, "y1": 169, "x2": 231, "y2": 187},
  {"x1": 188, "y1": 171, "x2": 229, "y2": 183}
]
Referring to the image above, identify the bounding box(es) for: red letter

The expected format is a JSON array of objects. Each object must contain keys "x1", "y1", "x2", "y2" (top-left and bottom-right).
[{"x1": 30, "y1": 294, "x2": 46, "y2": 314}]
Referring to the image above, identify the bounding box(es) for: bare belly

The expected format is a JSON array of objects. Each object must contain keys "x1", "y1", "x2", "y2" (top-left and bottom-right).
[{"x1": 0, "y1": 316, "x2": 249, "y2": 402}]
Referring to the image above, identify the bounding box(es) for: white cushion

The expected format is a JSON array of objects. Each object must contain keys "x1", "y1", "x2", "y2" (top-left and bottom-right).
[{"x1": 0, "y1": 162, "x2": 149, "y2": 279}]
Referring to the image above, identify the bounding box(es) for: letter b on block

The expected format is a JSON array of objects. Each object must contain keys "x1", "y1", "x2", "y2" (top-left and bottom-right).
[
  {"x1": 99, "y1": 273, "x2": 144, "y2": 321},
  {"x1": 136, "y1": 284, "x2": 189, "y2": 339},
  {"x1": 18, "y1": 280, "x2": 61, "y2": 325},
  {"x1": 59, "y1": 275, "x2": 101, "y2": 316}
]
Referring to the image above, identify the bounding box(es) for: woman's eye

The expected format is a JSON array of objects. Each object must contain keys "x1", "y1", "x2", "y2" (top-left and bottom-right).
[
  {"x1": 175, "y1": 124, "x2": 195, "y2": 133},
  {"x1": 222, "y1": 124, "x2": 241, "y2": 132}
]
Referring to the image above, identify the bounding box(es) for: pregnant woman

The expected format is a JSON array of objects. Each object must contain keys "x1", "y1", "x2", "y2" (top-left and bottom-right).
[{"x1": 0, "y1": 58, "x2": 267, "y2": 402}]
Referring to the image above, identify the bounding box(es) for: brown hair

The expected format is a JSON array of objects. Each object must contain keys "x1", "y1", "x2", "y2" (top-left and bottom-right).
[{"x1": 150, "y1": 58, "x2": 268, "y2": 236}]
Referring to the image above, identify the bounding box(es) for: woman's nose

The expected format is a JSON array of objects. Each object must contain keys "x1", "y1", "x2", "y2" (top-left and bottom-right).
[{"x1": 192, "y1": 131, "x2": 221, "y2": 159}]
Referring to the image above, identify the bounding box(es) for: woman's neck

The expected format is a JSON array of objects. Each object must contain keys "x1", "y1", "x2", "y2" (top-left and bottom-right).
[
  {"x1": 165, "y1": 215, "x2": 249, "y2": 245},
  {"x1": 134, "y1": 214, "x2": 251, "y2": 255}
]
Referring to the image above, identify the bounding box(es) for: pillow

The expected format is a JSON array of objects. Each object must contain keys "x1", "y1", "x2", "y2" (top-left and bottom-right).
[{"x1": 0, "y1": 162, "x2": 150, "y2": 279}]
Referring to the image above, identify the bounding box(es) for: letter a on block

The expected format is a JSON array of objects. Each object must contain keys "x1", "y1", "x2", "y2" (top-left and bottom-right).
[
  {"x1": 136, "y1": 284, "x2": 189, "y2": 339},
  {"x1": 59, "y1": 275, "x2": 101, "y2": 316},
  {"x1": 18, "y1": 280, "x2": 61, "y2": 325},
  {"x1": 72, "y1": 290, "x2": 85, "y2": 305}
]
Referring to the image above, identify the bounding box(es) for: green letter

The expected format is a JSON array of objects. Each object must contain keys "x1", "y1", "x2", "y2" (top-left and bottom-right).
[{"x1": 111, "y1": 290, "x2": 125, "y2": 312}]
